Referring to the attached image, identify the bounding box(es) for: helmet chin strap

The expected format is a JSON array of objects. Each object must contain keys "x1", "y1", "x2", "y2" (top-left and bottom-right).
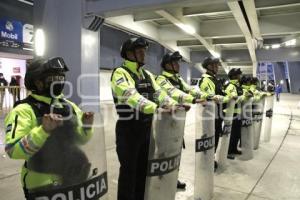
[
  {"x1": 166, "y1": 62, "x2": 177, "y2": 74},
  {"x1": 206, "y1": 68, "x2": 215, "y2": 76},
  {"x1": 133, "y1": 51, "x2": 145, "y2": 68}
]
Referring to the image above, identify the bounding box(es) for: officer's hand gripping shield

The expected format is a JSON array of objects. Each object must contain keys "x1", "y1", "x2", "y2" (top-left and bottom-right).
[
  {"x1": 262, "y1": 95, "x2": 274, "y2": 142},
  {"x1": 215, "y1": 99, "x2": 235, "y2": 171},
  {"x1": 26, "y1": 112, "x2": 108, "y2": 200},
  {"x1": 144, "y1": 109, "x2": 186, "y2": 200},
  {"x1": 253, "y1": 98, "x2": 265, "y2": 150},
  {"x1": 194, "y1": 101, "x2": 215, "y2": 200},
  {"x1": 240, "y1": 98, "x2": 254, "y2": 161}
]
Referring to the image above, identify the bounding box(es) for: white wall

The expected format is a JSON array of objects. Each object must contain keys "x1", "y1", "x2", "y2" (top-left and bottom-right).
[
  {"x1": 100, "y1": 70, "x2": 113, "y2": 101},
  {"x1": 0, "y1": 57, "x2": 26, "y2": 86}
]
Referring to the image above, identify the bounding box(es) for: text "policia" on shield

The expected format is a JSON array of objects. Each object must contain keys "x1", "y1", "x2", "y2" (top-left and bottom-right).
[
  {"x1": 147, "y1": 153, "x2": 181, "y2": 176},
  {"x1": 195, "y1": 136, "x2": 215, "y2": 152},
  {"x1": 28, "y1": 172, "x2": 108, "y2": 200}
]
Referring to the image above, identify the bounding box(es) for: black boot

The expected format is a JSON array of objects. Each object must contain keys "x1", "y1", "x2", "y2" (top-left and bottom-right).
[
  {"x1": 177, "y1": 180, "x2": 186, "y2": 189},
  {"x1": 234, "y1": 150, "x2": 242, "y2": 155},
  {"x1": 227, "y1": 154, "x2": 235, "y2": 160},
  {"x1": 214, "y1": 161, "x2": 218, "y2": 172}
]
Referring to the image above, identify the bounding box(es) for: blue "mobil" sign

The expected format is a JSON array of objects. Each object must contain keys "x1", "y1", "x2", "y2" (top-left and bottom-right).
[{"x1": 0, "y1": 19, "x2": 23, "y2": 43}]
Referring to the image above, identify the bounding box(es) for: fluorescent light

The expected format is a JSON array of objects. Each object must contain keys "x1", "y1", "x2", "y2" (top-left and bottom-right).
[
  {"x1": 35, "y1": 29, "x2": 45, "y2": 57},
  {"x1": 265, "y1": 46, "x2": 270, "y2": 50},
  {"x1": 271, "y1": 44, "x2": 280, "y2": 49},
  {"x1": 284, "y1": 39, "x2": 296, "y2": 46},
  {"x1": 280, "y1": 80, "x2": 284, "y2": 84},
  {"x1": 18, "y1": 0, "x2": 33, "y2": 6},
  {"x1": 211, "y1": 51, "x2": 221, "y2": 58},
  {"x1": 176, "y1": 23, "x2": 196, "y2": 35}
]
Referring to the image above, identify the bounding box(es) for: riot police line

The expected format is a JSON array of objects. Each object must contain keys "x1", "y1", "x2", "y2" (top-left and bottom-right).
[{"x1": 3, "y1": 37, "x2": 275, "y2": 200}]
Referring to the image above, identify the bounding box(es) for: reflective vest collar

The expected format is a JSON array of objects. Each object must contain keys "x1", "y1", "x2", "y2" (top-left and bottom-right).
[
  {"x1": 242, "y1": 85, "x2": 251, "y2": 90},
  {"x1": 204, "y1": 72, "x2": 217, "y2": 79},
  {"x1": 162, "y1": 70, "x2": 179, "y2": 80},
  {"x1": 31, "y1": 94, "x2": 63, "y2": 105},
  {"x1": 123, "y1": 60, "x2": 141, "y2": 77},
  {"x1": 203, "y1": 73, "x2": 213, "y2": 79},
  {"x1": 230, "y1": 79, "x2": 239, "y2": 86}
]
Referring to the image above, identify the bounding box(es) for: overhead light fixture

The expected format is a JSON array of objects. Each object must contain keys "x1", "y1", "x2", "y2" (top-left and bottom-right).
[
  {"x1": 176, "y1": 23, "x2": 196, "y2": 35},
  {"x1": 211, "y1": 51, "x2": 221, "y2": 58},
  {"x1": 284, "y1": 39, "x2": 296, "y2": 46},
  {"x1": 265, "y1": 46, "x2": 270, "y2": 50},
  {"x1": 35, "y1": 29, "x2": 45, "y2": 57},
  {"x1": 17, "y1": 0, "x2": 33, "y2": 6},
  {"x1": 271, "y1": 44, "x2": 280, "y2": 49}
]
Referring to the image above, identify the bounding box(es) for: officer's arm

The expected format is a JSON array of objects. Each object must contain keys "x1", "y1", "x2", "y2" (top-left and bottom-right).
[
  {"x1": 225, "y1": 84, "x2": 238, "y2": 99},
  {"x1": 111, "y1": 69, "x2": 158, "y2": 114},
  {"x1": 66, "y1": 100, "x2": 93, "y2": 145},
  {"x1": 179, "y1": 77, "x2": 202, "y2": 99},
  {"x1": 5, "y1": 105, "x2": 50, "y2": 160},
  {"x1": 156, "y1": 75, "x2": 194, "y2": 104},
  {"x1": 199, "y1": 78, "x2": 212, "y2": 98},
  {"x1": 250, "y1": 86, "x2": 261, "y2": 101},
  {"x1": 146, "y1": 71, "x2": 178, "y2": 107}
]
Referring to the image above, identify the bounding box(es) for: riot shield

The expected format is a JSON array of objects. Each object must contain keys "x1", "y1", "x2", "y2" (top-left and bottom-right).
[
  {"x1": 253, "y1": 98, "x2": 265, "y2": 150},
  {"x1": 240, "y1": 98, "x2": 254, "y2": 161},
  {"x1": 144, "y1": 109, "x2": 186, "y2": 200},
  {"x1": 216, "y1": 99, "x2": 235, "y2": 171},
  {"x1": 263, "y1": 96, "x2": 274, "y2": 142},
  {"x1": 26, "y1": 110, "x2": 108, "y2": 200},
  {"x1": 194, "y1": 102, "x2": 215, "y2": 200}
]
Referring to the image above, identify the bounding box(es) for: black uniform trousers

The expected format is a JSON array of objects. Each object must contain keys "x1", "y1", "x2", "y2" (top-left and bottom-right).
[
  {"x1": 116, "y1": 117, "x2": 152, "y2": 200},
  {"x1": 215, "y1": 104, "x2": 223, "y2": 152},
  {"x1": 215, "y1": 118, "x2": 223, "y2": 152},
  {"x1": 228, "y1": 114, "x2": 242, "y2": 154}
]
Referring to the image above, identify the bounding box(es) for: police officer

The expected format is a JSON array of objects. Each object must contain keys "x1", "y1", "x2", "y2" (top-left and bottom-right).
[
  {"x1": 0, "y1": 73, "x2": 8, "y2": 110},
  {"x1": 156, "y1": 51, "x2": 203, "y2": 105},
  {"x1": 156, "y1": 51, "x2": 203, "y2": 189},
  {"x1": 225, "y1": 68, "x2": 248, "y2": 159},
  {"x1": 4, "y1": 57, "x2": 94, "y2": 198},
  {"x1": 111, "y1": 37, "x2": 178, "y2": 200},
  {"x1": 241, "y1": 76, "x2": 254, "y2": 97},
  {"x1": 250, "y1": 77, "x2": 268, "y2": 100},
  {"x1": 198, "y1": 57, "x2": 231, "y2": 169}
]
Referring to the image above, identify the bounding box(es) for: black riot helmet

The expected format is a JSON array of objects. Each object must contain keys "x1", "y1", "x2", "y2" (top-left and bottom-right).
[
  {"x1": 202, "y1": 57, "x2": 220, "y2": 69},
  {"x1": 25, "y1": 57, "x2": 69, "y2": 96},
  {"x1": 228, "y1": 68, "x2": 242, "y2": 80},
  {"x1": 240, "y1": 76, "x2": 251, "y2": 85},
  {"x1": 120, "y1": 37, "x2": 149, "y2": 59},
  {"x1": 251, "y1": 77, "x2": 259, "y2": 85},
  {"x1": 161, "y1": 51, "x2": 183, "y2": 69}
]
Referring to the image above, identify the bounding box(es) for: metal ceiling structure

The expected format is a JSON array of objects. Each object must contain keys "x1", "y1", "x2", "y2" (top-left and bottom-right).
[
  {"x1": 85, "y1": 0, "x2": 300, "y2": 75},
  {"x1": 16, "y1": 0, "x2": 298, "y2": 75}
]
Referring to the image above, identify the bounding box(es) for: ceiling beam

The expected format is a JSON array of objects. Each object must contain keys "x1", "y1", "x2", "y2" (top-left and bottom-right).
[
  {"x1": 255, "y1": 0, "x2": 300, "y2": 10},
  {"x1": 86, "y1": 0, "x2": 225, "y2": 18},
  {"x1": 182, "y1": 3, "x2": 231, "y2": 17},
  {"x1": 156, "y1": 10, "x2": 221, "y2": 58},
  {"x1": 133, "y1": 12, "x2": 162, "y2": 22},
  {"x1": 242, "y1": 0, "x2": 262, "y2": 41},
  {"x1": 177, "y1": 37, "x2": 246, "y2": 46},
  {"x1": 227, "y1": 0, "x2": 257, "y2": 68},
  {"x1": 131, "y1": 0, "x2": 300, "y2": 22}
]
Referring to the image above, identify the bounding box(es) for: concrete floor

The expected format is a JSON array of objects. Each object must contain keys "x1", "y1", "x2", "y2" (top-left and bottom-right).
[{"x1": 0, "y1": 94, "x2": 300, "y2": 200}]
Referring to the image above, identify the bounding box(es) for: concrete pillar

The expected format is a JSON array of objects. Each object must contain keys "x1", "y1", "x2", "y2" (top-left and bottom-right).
[{"x1": 34, "y1": 0, "x2": 100, "y2": 110}]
